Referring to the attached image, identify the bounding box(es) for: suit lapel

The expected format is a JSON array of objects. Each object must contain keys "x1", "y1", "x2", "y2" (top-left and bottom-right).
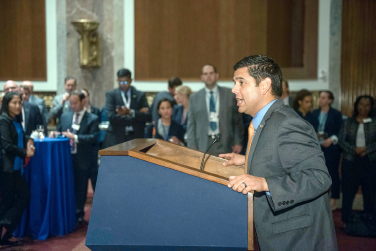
[
  {"x1": 247, "y1": 99, "x2": 284, "y2": 173},
  {"x1": 117, "y1": 88, "x2": 126, "y2": 106},
  {"x1": 77, "y1": 112, "x2": 88, "y2": 134}
]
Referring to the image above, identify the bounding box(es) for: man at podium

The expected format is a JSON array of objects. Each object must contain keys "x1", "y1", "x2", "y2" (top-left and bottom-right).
[{"x1": 220, "y1": 55, "x2": 338, "y2": 250}]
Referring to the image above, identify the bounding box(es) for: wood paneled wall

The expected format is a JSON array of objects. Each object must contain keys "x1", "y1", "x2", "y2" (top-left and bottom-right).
[
  {"x1": 341, "y1": 0, "x2": 376, "y2": 117},
  {"x1": 0, "y1": 0, "x2": 47, "y2": 81},
  {"x1": 135, "y1": 0, "x2": 317, "y2": 81}
]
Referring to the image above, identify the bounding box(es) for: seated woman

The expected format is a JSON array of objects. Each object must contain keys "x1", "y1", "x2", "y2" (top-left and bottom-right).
[
  {"x1": 0, "y1": 92, "x2": 35, "y2": 246},
  {"x1": 145, "y1": 98, "x2": 185, "y2": 145},
  {"x1": 292, "y1": 89, "x2": 318, "y2": 130},
  {"x1": 339, "y1": 95, "x2": 376, "y2": 226},
  {"x1": 172, "y1": 85, "x2": 192, "y2": 132}
]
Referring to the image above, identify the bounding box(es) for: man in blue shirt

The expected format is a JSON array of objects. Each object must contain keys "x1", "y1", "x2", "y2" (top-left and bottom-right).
[{"x1": 220, "y1": 55, "x2": 337, "y2": 250}]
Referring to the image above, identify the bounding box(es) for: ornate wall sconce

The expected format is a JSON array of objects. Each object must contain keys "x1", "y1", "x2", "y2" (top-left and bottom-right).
[{"x1": 71, "y1": 19, "x2": 101, "y2": 68}]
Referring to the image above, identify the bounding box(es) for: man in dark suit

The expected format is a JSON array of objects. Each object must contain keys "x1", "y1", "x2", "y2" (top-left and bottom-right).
[
  {"x1": 50, "y1": 91, "x2": 99, "y2": 225},
  {"x1": 4, "y1": 81, "x2": 46, "y2": 136},
  {"x1": 102, "y1": 68, "x2": 151, "y2": 148},
  {"x1": 187, "y1": 65, "x2": 244, "y2": 156},
  {"x1": 21, "y1": 81, "x2": 49, "y2": 125},
  {"x1": 221, "y1": 55, "x2": 337, "y2": 250}
]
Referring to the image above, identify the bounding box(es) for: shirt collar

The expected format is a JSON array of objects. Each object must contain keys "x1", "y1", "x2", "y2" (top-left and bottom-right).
[
  {"x1": 205, "y1": 84, "x2": 218, "y2": 94},
  {"x1": 252, "y1": 99, "x2": 277, "y2": 130},
  {"x1": 74, "y1": 107, "x2": 86, "y2": 115}
]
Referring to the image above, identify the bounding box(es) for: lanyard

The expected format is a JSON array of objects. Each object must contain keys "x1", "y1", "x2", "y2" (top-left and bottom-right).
[
  {"x1": 318, "y1": 112, "x2": 328, "y2": 132},
  {"x1": 121, "y1": 91, "x2": 131, "y2": 109},
  {"x1": 161, "y1": 124, "x2": 170, "y2": 141}
]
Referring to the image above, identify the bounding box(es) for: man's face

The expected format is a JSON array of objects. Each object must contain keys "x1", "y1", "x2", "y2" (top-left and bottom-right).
[
  {"x1": 19, "y1": 88, "x2": 31, "y2": 101},
  {"x1": 64, "y1": 79, "x2": 76, "y2": 94},
  {"x1": 69, "y1": 95, "x2": 84, "y2": 113},
  {"x1": 22, "y1": 81, "x2": 34, "y2": 93},
  {"x1": 201, "y1": 65, "x2": 218, "y2": 88},
  {"x1": 4, "y1": 81, "x2": 18, "y2": 93},
  {"x1": 318, "y1": 92, "x2": 332, "y2": 108},
  {"x1": 232, "y1": 67, "x2": 262, "y2": 116},
  {"x1": 118, "y1": 76, "x2": 132, "y2": 92}
]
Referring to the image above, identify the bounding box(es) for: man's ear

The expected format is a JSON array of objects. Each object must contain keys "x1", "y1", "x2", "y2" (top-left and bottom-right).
[{"x1": 260, "y1": 78, "x2": 272, "y2": 95}]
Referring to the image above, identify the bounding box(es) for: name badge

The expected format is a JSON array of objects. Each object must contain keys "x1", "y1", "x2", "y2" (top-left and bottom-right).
[
  {"x1": 72, "y1": 124, "x2": 80, "y2": 131},
  {"x1": 363, "y1": 118, "x2": 372, "y2": 123},
  {"x1": 209, "y1": 112, "x2": 219, "y2": 122}
]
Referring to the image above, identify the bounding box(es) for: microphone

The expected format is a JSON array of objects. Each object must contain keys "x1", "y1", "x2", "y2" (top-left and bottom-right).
[{"x1": 200, "y1": 133, "x2": 222, "y2": 171}]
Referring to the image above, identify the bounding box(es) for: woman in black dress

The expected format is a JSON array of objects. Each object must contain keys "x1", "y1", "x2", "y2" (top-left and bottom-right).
[
  {"x1": 339, "y1": 95, "x2": 376, "y2": 225},
  {"x1": 0, "y1": 92, "x2": 35, "y2": 246}
]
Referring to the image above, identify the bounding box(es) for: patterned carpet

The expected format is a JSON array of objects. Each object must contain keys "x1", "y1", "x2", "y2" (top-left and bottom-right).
[{"x1": 1, "y1": 195, "x2": 375, "y2": 251}]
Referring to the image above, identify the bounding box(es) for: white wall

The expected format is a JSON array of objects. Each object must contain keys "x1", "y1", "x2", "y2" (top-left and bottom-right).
[
  {"x1": 0, "y1": 0, "x2": 57, "y2": 92},
  {"x1": 0, "y1": 0, "x2": 331, "y2": 93}
]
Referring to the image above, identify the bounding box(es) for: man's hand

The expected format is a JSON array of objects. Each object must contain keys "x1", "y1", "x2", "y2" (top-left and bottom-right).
[
  {"x1": 228, "y1": 174, "x2": 269, "y2": 194},
  {"x1": 140, "y1": 107, "x2": 149, "y2": 113},
  {"x1": 232, "y1": 145, "x2": 242, "y2": 154},
  {"x1": 62, "y1": 93, "x2": 70, "y2": 104},
  {"x1": 116, "y1": 106, "x2": 130, "y2": 116},
  {"x1": 169, "y1": 136, "x2": 180, "y2": 144},
  {"x1": 321, "y1": 138, "x2": 332, "y2": 148},
  {"x1": 219, "y1": 153, "x2": 245, "y2": 166},
  {"x1": 49, "y1": 131, "x2": 60, "y2": 138},
  {"x1": 355, "y1": 147, "x2": 366, "y2": 156},
  {"x1": 62, "y1": 129, "x2": 75, "y2": 139}
]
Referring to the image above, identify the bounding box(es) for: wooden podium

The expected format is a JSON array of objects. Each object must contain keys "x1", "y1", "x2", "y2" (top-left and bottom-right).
[{"x1": 86, "y1": 139, "x2": 253, "y2": 250}]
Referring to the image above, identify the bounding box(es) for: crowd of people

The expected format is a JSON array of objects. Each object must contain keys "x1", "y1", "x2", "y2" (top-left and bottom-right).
[{"x1": 0, "y1": 63, "x2": 375, "y2": 246}]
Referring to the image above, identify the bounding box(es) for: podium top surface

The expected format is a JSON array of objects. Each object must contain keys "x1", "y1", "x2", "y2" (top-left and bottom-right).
[{"x1": 99, "y1": 139, "x2": 244, "y2": 186}]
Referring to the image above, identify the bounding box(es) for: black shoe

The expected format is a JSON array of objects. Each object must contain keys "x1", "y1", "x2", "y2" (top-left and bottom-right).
[{"x1": 0, "y1": 239, "x2": 22, "y2": 246}]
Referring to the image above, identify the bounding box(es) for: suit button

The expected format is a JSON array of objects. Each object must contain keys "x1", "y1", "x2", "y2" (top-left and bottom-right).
[
  {"x1": 286, "y1": 201, "x2": 289, "y2": 205},
  {"x1": 278, "y1": 202, "x2": 282, "y2": 206},
  {"x1": 283, "y1": 201, "x2": 286, "y2": 205},
  {"x1": 290, "y1": 200, "x2": 294, "y2": 204}
]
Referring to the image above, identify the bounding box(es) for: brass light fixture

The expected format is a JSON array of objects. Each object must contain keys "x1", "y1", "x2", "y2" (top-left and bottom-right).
[{"x1": 71, "y1": 19, "x2": 101, "y2": 68}]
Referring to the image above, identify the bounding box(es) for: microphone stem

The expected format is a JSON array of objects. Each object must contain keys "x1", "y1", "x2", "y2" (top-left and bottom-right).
[{"x1": 200, "y1": 139, "x2": 217, "y2": 171}]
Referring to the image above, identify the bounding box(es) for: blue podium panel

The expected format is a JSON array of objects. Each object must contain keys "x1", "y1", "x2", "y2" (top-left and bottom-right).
[{"x1": 86, "y1": 156, "x2": 248, "y2": 251}]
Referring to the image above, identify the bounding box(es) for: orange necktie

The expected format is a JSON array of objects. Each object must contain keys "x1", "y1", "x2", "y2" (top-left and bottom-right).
[{"x1": 244, "y1": 121, "x2": 255, "y2": 174}]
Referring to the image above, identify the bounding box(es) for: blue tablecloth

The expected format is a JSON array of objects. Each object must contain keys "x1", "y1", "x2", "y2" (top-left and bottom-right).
[{"x1": 14, "y1": 138, "x2": 76, "y2": 240}]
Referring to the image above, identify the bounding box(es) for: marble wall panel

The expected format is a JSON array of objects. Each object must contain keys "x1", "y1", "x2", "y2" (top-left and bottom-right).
[{"x1": 64, "y1": 0, "x2": 123, "y2": 108}]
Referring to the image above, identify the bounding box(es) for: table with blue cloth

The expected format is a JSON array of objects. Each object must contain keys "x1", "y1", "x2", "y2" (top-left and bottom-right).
[{"x1": 14, "y1": 138, "x2": 76, "y2": 240}]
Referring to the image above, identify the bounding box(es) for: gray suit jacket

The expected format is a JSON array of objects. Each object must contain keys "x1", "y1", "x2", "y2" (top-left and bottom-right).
[
  {"x1": 29, "y1": 94, "x2": 49, "y2": 125},
  {"x1": 247, "y1": 99, "x2": 337, "y2": 250},
  {"x1": 49, "y1": 93, "x2": 72, "y2": 122},
  {"x1": 187, "y1": 86, "x2": 243, "y2": 154}
]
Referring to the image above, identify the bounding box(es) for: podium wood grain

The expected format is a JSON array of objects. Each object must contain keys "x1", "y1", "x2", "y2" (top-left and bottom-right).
[{"x1": 99, "y1": 139, "x2": 254, "y2": 250}]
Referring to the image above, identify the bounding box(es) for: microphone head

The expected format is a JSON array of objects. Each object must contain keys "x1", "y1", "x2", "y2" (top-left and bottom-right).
[{"x1": 215, "y1": 133, "x2": 222, "y2": 140}]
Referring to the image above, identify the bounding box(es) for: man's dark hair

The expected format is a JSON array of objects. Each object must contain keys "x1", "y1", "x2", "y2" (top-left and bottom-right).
[
  {"x1": 353, "y1": 95, "x2": 375, "y2": 118},
  {"x1": 319, "y1": 90, "x2": 334, "y2": 105},
  {"x1": 168, "y1": 77, "x2": 182, "y2": 89},
  {"x1": 233, "y1": 55, "x2": 283, "y2": 97},
  {"x1": 70, "y1": 90, "x2": 85, "y2": 101},
  {"x1": 117, "y1": 68, "x2": 132, "y2": 78},
  {"x1": 157, "y1": 98, "x2": 173, "y2": 110},
  {"x1": 292, "y1": 89, "x2": 312, "y2": 111},
  {"x1": 1, "y1": 92, "x2": 22, "y2": 119},
  {"x1": 64, "y1": 76, "x2": 77, "y2": 85},
  {"x1": 202, "y1": 64, "x2": 217, "y2": 74}
]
